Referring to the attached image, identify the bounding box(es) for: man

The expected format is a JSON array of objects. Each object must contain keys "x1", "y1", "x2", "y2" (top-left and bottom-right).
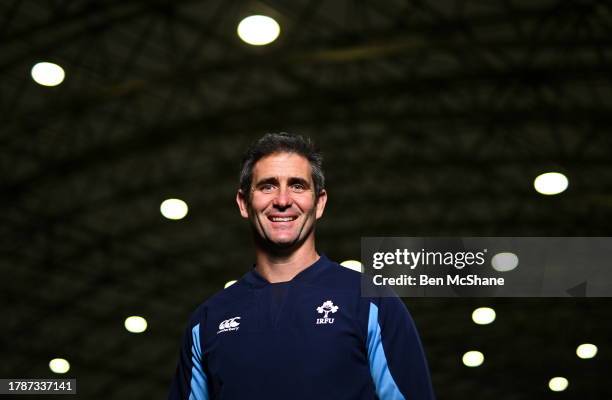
[{"x1": 168, "y1": 133, "x2": 435, "y2": 400}]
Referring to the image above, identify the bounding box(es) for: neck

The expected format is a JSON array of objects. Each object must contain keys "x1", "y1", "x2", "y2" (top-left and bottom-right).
[{"x1": 254, "y1": 239, "x2": 320, "y2": 283}]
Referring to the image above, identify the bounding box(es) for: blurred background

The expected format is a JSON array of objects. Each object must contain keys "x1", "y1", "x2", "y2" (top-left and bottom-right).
[{"x1": 1, "y1": 0, "x2": 611, "y2": 398}]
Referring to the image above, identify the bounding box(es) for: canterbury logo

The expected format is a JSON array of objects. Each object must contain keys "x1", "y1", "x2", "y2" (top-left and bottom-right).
[{"x1": 217, "y1": 317, "x2": 241, "y2": 334}]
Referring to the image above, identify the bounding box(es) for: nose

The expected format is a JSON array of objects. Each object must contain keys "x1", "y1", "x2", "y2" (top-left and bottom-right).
[{"x1": 273, "y1": 186, "x2": 293, "y2": 209}]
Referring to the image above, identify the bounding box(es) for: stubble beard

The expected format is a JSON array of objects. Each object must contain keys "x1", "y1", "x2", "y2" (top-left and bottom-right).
[{"x1": 251, "y1": 211, "x2": 316, "y2": 255}]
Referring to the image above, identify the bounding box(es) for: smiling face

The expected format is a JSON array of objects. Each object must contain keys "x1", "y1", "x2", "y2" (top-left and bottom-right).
[{"x1": 236, "y1": 152, "x2": 327, "y2": 251}]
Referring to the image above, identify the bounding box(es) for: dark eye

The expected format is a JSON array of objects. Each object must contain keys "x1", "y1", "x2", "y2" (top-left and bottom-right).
[
  {"x1": 260, "y1": 183, "x2": 276, "y2": 193},
  {"x1": 291, "y1": 183, "x2": 306, "y2": 192}
]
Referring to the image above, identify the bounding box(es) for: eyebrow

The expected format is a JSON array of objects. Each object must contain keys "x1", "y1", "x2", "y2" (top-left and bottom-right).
[{"x1": 254, "y1": 177, "x2": 278, "y2": 187}]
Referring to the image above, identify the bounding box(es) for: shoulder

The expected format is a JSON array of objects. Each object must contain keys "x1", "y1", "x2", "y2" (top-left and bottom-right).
[
  {"x1": 310, "y1": 258, "x2": 363, "y2": 294},
  {"x1": 307, "y1": 258, "x2": 405, "y2": 304},
  {"x1": 315, "y1": 259, "x2": 398, "y2": 298},
  {"x1": 187, "y1": 280, "x2": 250, "y2": 326},
  {"x1": 204, "y1": 280, "x2": 248, "y2": 307}
]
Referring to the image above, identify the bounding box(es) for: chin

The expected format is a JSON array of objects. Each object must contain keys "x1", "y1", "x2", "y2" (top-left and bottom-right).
[
  {"x1": 263, "y1": 233, "x2": 302, "y2": 249},
  {"x1": 270, "y1": 237, "x2": 298, "y2": 247}
]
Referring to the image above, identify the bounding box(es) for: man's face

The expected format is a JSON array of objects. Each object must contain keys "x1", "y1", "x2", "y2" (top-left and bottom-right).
[{"x1": 236, "y1": 152, "x2": 327, "y2": 250}]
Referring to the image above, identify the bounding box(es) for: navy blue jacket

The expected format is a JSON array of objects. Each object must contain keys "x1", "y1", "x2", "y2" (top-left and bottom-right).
[{"x1": 168, "y1": 255, "x2": 434, "y2": 400}]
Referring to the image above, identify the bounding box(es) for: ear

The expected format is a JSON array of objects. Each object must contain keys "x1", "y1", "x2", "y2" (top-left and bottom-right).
[
  {"x1": 236, "y1": 190, "x2": 250, "y2": 219},
  {"x1": 315, "y1": 189, "x2": 327, "y2": 219}
]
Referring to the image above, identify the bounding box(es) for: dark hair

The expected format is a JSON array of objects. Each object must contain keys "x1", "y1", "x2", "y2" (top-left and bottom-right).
[{"x1": 239, "y1": 132, "x2": 325, "y2": 200}]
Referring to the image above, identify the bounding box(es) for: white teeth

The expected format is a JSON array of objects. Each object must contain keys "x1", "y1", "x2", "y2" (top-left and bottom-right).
[{"x1": 271, "y1": 217, "x2": 295, "y2": 222}]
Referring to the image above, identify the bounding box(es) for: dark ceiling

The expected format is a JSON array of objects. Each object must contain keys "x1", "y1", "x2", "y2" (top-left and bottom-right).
[{"x1": 1, "y1": 0, "x2": 611, "y2": 399}]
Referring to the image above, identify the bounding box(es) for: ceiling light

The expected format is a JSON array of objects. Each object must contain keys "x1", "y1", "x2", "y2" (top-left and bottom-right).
[
  {"x1": 340, "y1": 260, "x2": 362, "y2": 272},
  {"x1": 491, "y1": 252, "x2": 518, "y2": 272},
  {"x1": 548, "y1": 377, "x2": 568, "y2": 392},
  {"x1": 472, "y1": 307, "x2": 496, "y2": 325},
  {"x1": 49, "y1": 358, "x2": 70, "y2": 374},
  {"x1": 31, "y1": 62, "x2": 65, "y2": 86},
  {"x1": 237, "y1": 15, "x2": 280, "y2": 45},
  {"x1": 534, "y1": 172, "x2": 568, "y2": 195},
  {"x1": 576, "y1": 343, "x2": 597, "y2": 359},
  {"x1": 224, "y1": 280, "x2": 237, "y2": 289},
  {"x1": 462, "y1": 351, "x2": 484, "y2": 367},
  {"x1": 124, "y1": 316, "x2": 148, "y2": 333},
  {"x1": 160, "y1": 198, "x2": 188, "y2": 220}
]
